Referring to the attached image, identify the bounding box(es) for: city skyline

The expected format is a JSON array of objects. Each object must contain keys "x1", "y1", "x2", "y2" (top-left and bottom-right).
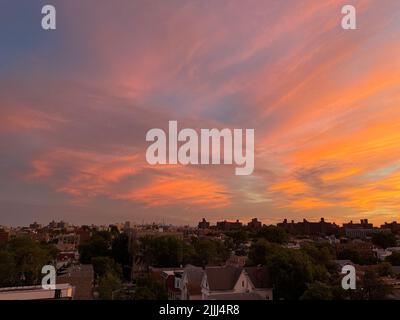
[
  {"x1": 1, "y1": 0, "x2": 400, "y2": 226},
  {"x1": 1, "y1": 216, "x2": 399, "y2": 230}
]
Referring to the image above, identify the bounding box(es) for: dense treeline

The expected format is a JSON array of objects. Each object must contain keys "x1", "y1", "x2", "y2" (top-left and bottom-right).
[{"x1": 0, "y1": 237, "x2": 58, "y2": 287}]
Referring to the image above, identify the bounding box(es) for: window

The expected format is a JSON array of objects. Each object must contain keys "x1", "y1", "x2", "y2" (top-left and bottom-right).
[{"x1": 175, "y1": 278, "x2": 181, "y2": 289}]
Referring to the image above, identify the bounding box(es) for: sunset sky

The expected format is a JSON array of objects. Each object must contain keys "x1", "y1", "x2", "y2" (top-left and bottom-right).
[{"x1": 1, "y1": 0, "x2": 400, "y2": 226}]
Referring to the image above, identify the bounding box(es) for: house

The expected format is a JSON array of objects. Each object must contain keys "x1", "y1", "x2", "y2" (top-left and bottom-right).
[
  {"x1": 181, "y1": 265, "x2": 204, "y2": 300},
  {"x1": 56, "y1": 251, "x2": 79, "y2": 269},
  {"x1": 162, "y1": 270, "x2": 184, "y2": 300},
  {"x1": 55, "y1": 233, "x2": 80, "y2": 251},
  {"x1": 201, "y1": 265, "x2": 273, "y2": 300},
  {"x1": 0, "y1": 284, "x2": 74, "y2": 300},
  {"x1": 244, "y1": 266, "x2": 273, "y2": 300},
  {"x1": 149, "y1": 267, "x2": 184, "y2": 300}
]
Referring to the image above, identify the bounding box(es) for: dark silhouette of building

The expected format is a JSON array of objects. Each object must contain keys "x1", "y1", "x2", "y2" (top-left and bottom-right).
[
  {"x1": 29, "y1": 222, "x2": 42, "y2": 230},
  {"x1": 216, "y1": 219, "x2": 242, "y2": 231},
  {"x1": 343, "y1": 219, "x2": 373, "y2": 229},
  {"x1": 342, "y1": 219, "x2": 385, "y2": 239},
  {"x1": 198, "y1": 218, "x2": 210, "y2": 229},
  {"x1": 381, "y1": 221, "x2": 400, "y2": 235},
  {"x1": 247, "y1": 218, "x2": 262, "y2": 231},
  {"x1": 277, "y1": 218, "x2": 338, "y2": 236}
]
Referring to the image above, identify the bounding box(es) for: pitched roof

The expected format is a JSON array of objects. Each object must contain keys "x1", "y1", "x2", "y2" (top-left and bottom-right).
[
  {"x1": 244, "y1": 266, "x2": 272, "y2": 289},
  {"x1": 184, "y1": 265, "x2": 204, "y2": 295},
  {"x1": 205, "y1": 266, "x2": 243, "y2": 291}
]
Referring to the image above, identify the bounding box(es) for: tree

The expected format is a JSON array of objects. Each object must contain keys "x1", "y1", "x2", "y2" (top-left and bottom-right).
[
  {"x1": 98, "y1": 272, "x2": 122, "y2": 300},
  {"x1": 111, "y1": 233, "x2": 133, "y2": 280},
  {"x1": 257, "y1": 226, "x2": 288, "y2": 244},
  {"x1": 338, "y1": 248, "x2": 377, "y2": 265},
  {"x1": 191, "y1": 238, "x2": 229, "y2": 266},
  {"x1": 6, "y1": 237, "x2": 57, "y2": 286},
  {"x1": 301, "y1": 243, "x2": 336, "y2": 281},
  {"x1": 226, "y1": 230, "x2": 248, "y2": 246},
  {"x1": 372, "y1": 232, "x2": 396, "y2": 249},
  {"x1": 386, "y1": 252, "x2": 400, "y2": 266},
  {"x1": 0, "y1": 250, "x2": 16, "y2": 287},
  {"x1": 353, "y1": 271, "x2": 393, "y2": 300},
  {"x1": 266, "y1": 249, "x2": 315, "y2": 300},
  {"x1": 140, "y1": 236, "x2": 194, "y2": 267},
  {"x1": 134, "y1": 276, "x2": 168, "y2": 300},
  {"x1": 248, "y1": 239, "x2": 280, "y2": 266},
  {"x1": 300, "y1": 281, "x2": 333, "y2": 300},
  {"x1": 301, "y1": 242, "x2": 335, "y2": 268},
  {"x1": 79, "y1": 233, "x2": 110, "y2": 264},
  {"x1": 91, "y1": 256, "x2": 122, "y2": 279}
]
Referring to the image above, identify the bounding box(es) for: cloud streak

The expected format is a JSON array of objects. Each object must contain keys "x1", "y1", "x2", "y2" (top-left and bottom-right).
[{"x1": 1, "y1": 0, "x2": 400, "y2": 225}]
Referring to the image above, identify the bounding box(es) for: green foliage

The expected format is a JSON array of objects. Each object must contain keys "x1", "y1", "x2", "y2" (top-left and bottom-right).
[
  {"x1": 137, "y1": 236, "x2": 230, "y2": 268},
  {"x1": 300, "y1": 281, "x2": 333, "y2": 300},
  {"x1": 134, "y1": 276, "x2": 168, "y2": 300},
  {"x1": 191, "y1": 238, "x2": 230, "y2": 267},
  {"x1": 337, "y1": 248, "x2": 377, "y2": 265},
  {"x1": 140, "y1": 236, "x2": 194, "y2": 267},
  {"x1": 372, "y1": 232, "x2": 397, "y2": 249},
  {"x1": 98, "y1": 272, "x2": 122, "y2": 300},
  {"x1": 0, "y1": 237, "x2": 58, "y2": 287},
  {"x1": 386, "y1": 252, "x2": 400, "y2": 266},
  {"x1": 79, "y1": 233, "x2": 110, "y2": 264},
  {"x1": 92, "y1": 256, "x2": 122, "y2": 279},
  {"x1": 267, "y1": 248, "x2": 315, "y2": 300},
  {"x1": 111, "y1": 233, "x2": 133, "y2": 280},
  {"x1": 226, "y1": 230, "x2": 248, "y2": 246},
  {"x1": 301, "y1": 242, "x2": 335, "y2": 267},
  {"x1": 248, "y1": 240, "x2": 342, "y2": 299},
  {"x1": 257, "y1": 226, "x2": 288, "y2": 244},
  {"x1": 300, "y1": 242, "x2": 336, "y2": 280},
  {"x1": 0, "y1": 250, "x2": 16, "y2": 287},
  {"x1": 352, "y1": 270, "x2": 393, "y2": 300},
  {"x1": 248, "y1": 239, "x2": 280, "y2": 265}
]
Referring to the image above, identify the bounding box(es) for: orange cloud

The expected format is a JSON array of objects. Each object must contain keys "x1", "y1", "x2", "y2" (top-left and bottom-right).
[{"x1": 120, "y1": 173, "x2": 231, "y2": 208}]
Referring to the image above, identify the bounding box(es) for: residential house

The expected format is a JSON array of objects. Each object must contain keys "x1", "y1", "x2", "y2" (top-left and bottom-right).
[
  {"x1": 244, "y1": 266, "x2": 273, "y2": 300},
  {"x1": 201, "y1": 265, "x2": 273, "y2": 300},
  {"x1": 181, "y1": 265, "x2": 203, "y2": 300}
]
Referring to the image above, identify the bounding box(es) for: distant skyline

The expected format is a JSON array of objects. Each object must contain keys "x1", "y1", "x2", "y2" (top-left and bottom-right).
[
  {"x1": 1, "y1": 216, "x2": 396, "y2": 229},
  {"x1": 1, "y1": 1, "x2": 400, "y2": 227}
]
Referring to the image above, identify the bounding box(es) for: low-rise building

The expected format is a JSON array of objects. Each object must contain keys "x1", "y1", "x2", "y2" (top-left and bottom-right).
[
  {"x1": 56, "y1": 233, "x2": 80, "y2": 251},
  {"x1": 247, "y1": 218, "x2": 262, "y2": 231},
  {"x1": 216, "y1": 220, "x2": 242, "y2": 231},
  {"x1": 181, "y1": 265, "x2": 204, "y2": 300},
  {"x1": 201, "y1": 265, "x2": 273, "y2": 300},
  {"x1": 278, "y1": 218, "x2": 338, "y2": 236},
  {"x1": 198, "y1": 218, "x2": 210, "y2": 229},
  {"x1": 0, "y1": 284, "x2": 74, "y2": 300}
]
